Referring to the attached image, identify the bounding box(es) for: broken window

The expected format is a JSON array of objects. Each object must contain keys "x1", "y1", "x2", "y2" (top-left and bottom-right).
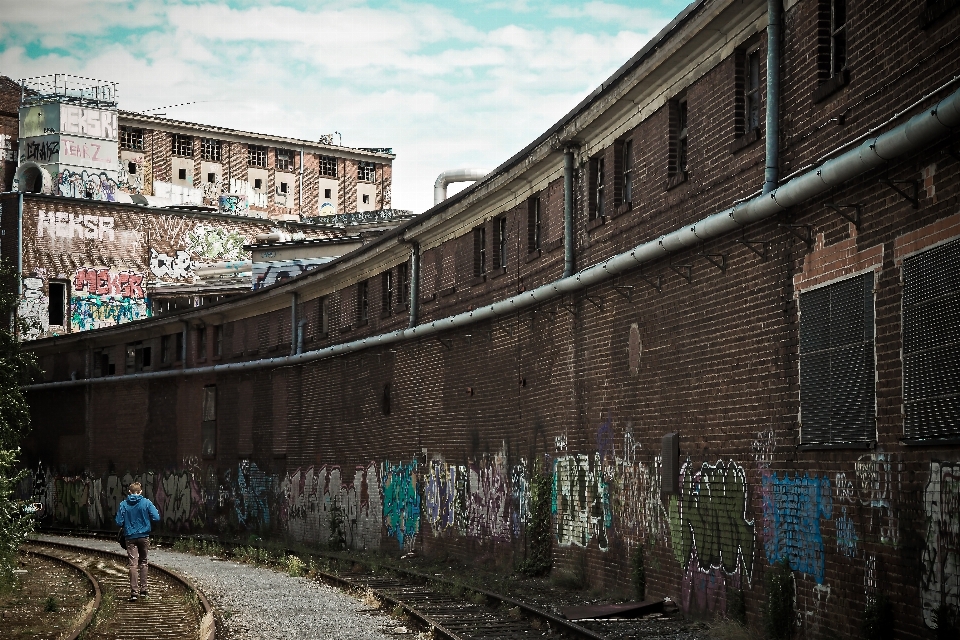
[
  {"x1": 201, "y1": 138, "x2": 222, "y2": 162},
  {"x1": 172, "y1": 134, "x2": 193, "y2": 157},
  {"x1": 248, "y1": 145, "x2": 267, "y2": 168},
  {"x1": 362, "y1": 194, "x2": 370, "y2": 204},
  {"x1": 119, "y1": 126, "x2": 144, "y2": 150},
  {"x1": 207, "y1": 172, "x2": 217, "y2": 184},
  {"x1": 358, "y1": 161, "x2": 376, "y2": 182},
  {"x1": 589, "y1": 155, "x2": 605, "y2": 220},
  {"x1": 319, "y1": 155, "x2": 338, "y2": 177},
  {"x1": 125, "y1": 343, "x2": 152, "y2": 373},
  {"x1": 254, "y1": 178, "x2": 263, "y2": 190},
  {"x1": 276, "y1": 149, "x2": 293, "y2": 171},
  {"x1": 280, "y1": 182, "x2": 288, "y2": 194},
  {"x1": 201, "y1": 385, "x2": 217, "y2": 458},
  {"x1": 128, "y1": 162, "x2": 137, "y2": 175}
]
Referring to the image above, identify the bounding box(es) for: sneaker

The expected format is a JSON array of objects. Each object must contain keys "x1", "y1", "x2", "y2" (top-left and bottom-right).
[
  {"x1": 139, "y1": 591, "x2": 148, "y2": 599},
  {"x1": 129, "y1": 595, "x2": 138, "y2": 602}
]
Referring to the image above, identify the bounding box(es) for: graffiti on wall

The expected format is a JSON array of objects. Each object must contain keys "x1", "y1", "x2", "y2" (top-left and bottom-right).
[
  {"x1": 253, "y1": 259, "x2": 332, "y2": 290},
  {"x1": 761, "y1": 471, "x2": 833, "y2": 584},
  {"x1": 853, "y1": 451, "x2": 902, "y2": 547},
  {"x1": 552, "y1": 454, "x2": 611, "y2": 550},
  {"x1": 219, "y1": 194, "x2": 248, "y2": 215},
  {"x1": 921, "y1": 461, "x2": 960, "y2": 629},
  {"x1": 69, "y1": 266, "x2": 150, "y2": 331},
  {"x1": 118, "y1": 156, "x2": 151, "y2": 195},
  {"x1": 185, "y1": 224, "x2": 247, "y2": 264},
  {"x1": 37, "y1": 210, "x2": 116, "y2": 241},
  {"x1": 21, "y1": 140, "x2": 59, "y2": 163},
  {"x1": 279, "y1": 463, "x2": 382, "y2": 550},
  {"x1": 668, "y1": 460, "x2": 755, "y2": 613},
  {"x1": 382, "y1": 460, "x2": 421, "y2": 549},
  {"x1": 56, "y1": 169, "x2": 122, "y2": 201},
  {"x1": 73, "y1": 267, "x2": 145, "y2": 299},
  {"x1": 19, "y1": 277, "x2": 50, "y2": 340},
  {"x1": 150, "y1": 248, "x2": 193, "y2": 280}
]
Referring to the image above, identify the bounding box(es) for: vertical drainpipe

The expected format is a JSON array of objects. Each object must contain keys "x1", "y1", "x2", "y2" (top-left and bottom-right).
[
  {"x1": 299, "y1": 147, "x2": 304, "y2": 218},
  {"x1": 13, "y1": 192, "x2": 22, "y2": 338},
  {"x1": 181, "y1": 321, "x2": 189, "y2": 370},
  {"x1": 290, "y1": 292, "x2": 299, "y2": 355},
  {"x1": 764, "y1": 0, "x2": 782, "y2": 194},
  {"x1": 563, "y1": 147, "x2": 576, "y2": 277},
  {"x1": 408, "y1": 240, "x2": 420, "y2": 328}
]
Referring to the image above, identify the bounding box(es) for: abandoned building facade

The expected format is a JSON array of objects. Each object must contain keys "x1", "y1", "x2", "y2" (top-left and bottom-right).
[{"x1": 10, "y1": 0, "x2": 960, "y2": 638}]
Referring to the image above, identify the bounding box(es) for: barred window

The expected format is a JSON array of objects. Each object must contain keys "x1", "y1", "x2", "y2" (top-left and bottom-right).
[
  {"x1": 902, "y1": 237, "x2": 960, "y2": 441},
  {"x1": 358, "y1": 161, "x2": 376, "y2": 182},
  {"x1": 276, "y1": 149, "x2": 293, "y2": 171},
  {"x1": 319, "y1": 155, "x2": 338, "y2": 177},
  {"x1": 799, "y1": 272, "x2": 875, "y2": 446},
  {"x1": 172, "y1": 134, "x2": 193, "y2": 158},
  {"x1": 201, "y1": 138, "x2": 222, "y2": 162},
  {"x1": 248, "y1": 145, "x2": 267, "y2": 168},
  {"x1": 119, "y1": 126, "x2": 144, "y2": 150}
]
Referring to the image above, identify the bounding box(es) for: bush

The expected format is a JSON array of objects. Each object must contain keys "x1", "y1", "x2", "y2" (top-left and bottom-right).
[
  {"x1": 516, "y1": 460, "x2": 553, "y2": 577},
  {"x1": 860, "y1": 592, "x2": 894, "y2": 640},
  {"x1": 765, "y1": 559, "x2": 795, "y2": 640},
  {"x1": 727, "y1": 587, "x2": 747, "y2": 626}
]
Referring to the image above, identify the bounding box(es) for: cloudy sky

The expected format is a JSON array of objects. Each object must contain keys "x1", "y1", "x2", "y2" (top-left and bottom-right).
[{"x1": 0, "y1": 0, "x2": 684, "y2": 213}]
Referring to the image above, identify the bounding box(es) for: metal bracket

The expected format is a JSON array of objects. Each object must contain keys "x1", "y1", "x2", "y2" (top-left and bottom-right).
[
  {"x1": 612, "y1": 284, "x2": 635, "y2": 301},
  {"x1": 559, "y1": 302, "x2": 577, "y2": 316},
  {"x1": 670, "y1": 263, "x2": 693, "y2": 283},
  {"x1": 436, "y1": 336, "x2": 452, "y2": 350},
  {"x1": 584, "y1": 294, "x2": 603, "y2": 311},
  {"x1": 825, "y1": 203, "x2": 862, "y2": 228},
  {"x1": 699, "y1": 251, "x2": 727, "y2": 273},
  {"x1": 779, "y1": 223, "x2": 813, "y2": 247},
  {"x1": 736, "y1": 237, "x2": 768, "y2": 260},
  {"x1": 638, "y1": 270, "x2": 662, "y2": 293},
  {"x1": 880, "y1": 178, "x2": 919, "y2": 209}
]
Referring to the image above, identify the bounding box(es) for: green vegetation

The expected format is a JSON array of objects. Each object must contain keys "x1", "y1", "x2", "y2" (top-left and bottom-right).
[{"x1": 516, "y1": 459, "x2": 552, "y2": 577}]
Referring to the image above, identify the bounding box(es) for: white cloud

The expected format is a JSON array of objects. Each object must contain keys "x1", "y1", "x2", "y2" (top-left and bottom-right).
[{"x1": 0, "y1": 1, "x2": 670, "y2": 213}]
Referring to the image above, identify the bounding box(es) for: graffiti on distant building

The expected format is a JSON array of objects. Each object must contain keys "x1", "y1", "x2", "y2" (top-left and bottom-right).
[
  {"x1": 55, "y1": 169, "x2": 122, "y2": 201},
  {"x1": 150, "y1": 248, "x2": 193, "y2": 280},
  {"x1": 37, "y1": 210, "x2": 116, "y2": 241}
]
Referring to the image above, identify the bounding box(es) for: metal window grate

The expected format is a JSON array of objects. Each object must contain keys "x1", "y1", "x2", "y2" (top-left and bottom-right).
[
  {"x1": 172, "y1": 134, "x2": 193, "y2": 158},
  {"x1": 799, "y1": 272, "x2": 875, "y2": 444},
  {"x1": 319, "y1": 155, "x2": 338, "y2": 177},
  {"x1": 201, "y1": 138, "x2": 222, "y2": 162},
  {"x1": 248, "y1": 145, "x2": 267, "y2": 168},
  {"x1": 903, "y1": 236, "x2": 960, "y2": 439},
  {"x1": 358, "y1": 161, "x2": 376, "y2": 182}
]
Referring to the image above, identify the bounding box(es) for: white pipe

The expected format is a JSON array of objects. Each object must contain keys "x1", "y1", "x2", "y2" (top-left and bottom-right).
[
  {"x1": 25, "y1": 84, "x2": 960, "y2": 391},
  {"x1": 434, "y1": 169, "x2": 488, "y2": 204}
]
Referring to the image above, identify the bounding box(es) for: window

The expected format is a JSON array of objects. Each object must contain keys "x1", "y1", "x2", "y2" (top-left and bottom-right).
[
  {"x1": 319, "y1": 297, "x2": 329, "y2": 335},
  {"x1": 382, "y1": 270, "x2": 394, "y2": 315},
  {"x1": 172, "y1": 134, "x2": 193, "y2": 157},
  {"x1": 161, "y1": 335, "x2": 170, "y2": 364},
  {"x1": 474, "y1": 226, "x2": 487, "y2": 277},
  {"x1": 96, "y1": 350, "x2": 114, "y2": 376},
  {"x1": 319, "y1": 155, "x2": 338, "y2": 177},
  {"x1": 280, "y1": 182, "x2": 288, "y2": 194},
  {"x1": 197, "y1": 327, "x2": 207, "y2": 360},
  {"x1": 799, "y1": 273, "x2": 875, "y2": 445},
  {"x1": 615, "y1": 139, "x2": 633, "y2": 208},
  {"x1": 382, "y1": 383, "x2": 391, "y2": 416},
  {"x1": 119, "y1": 126, "x2": 144, "y2": 150},
  {"x1": 207, "y1": 172, "x2": 217, "y2": 184},
  {"x1": 48, "y1": 281, "x2": 66, "y2": 326},
  {"x1": 902, "y1": 237, "x2": 960, "y2": 440},
  {"x1": 670, "y1": 98, "x2": 689, "y2": 177},
  {"x1": 826, "y1": 0, "x2": 847, "y2": 79},
  {"x1": 248, "y1": 145, "x2": 267, "y2": 168},
  {"x1": 201, "y1": 385, "x2": 217, "y2": 458},
  {"x1": 357, "y1": 281, "x2": 369, "y2": 324},
  {"x1": 397, "y1": 262, "x2": 410, "y2": 306},
  {"x1": 589, "y1": 156, "x2": 605, "y2": 220},
  {"x1": 128, "y1": 162, "x2": 137, "y2": 174},
  {"x1": 324, "y1": 188, "x2": 332, "y2": 199},
  {"x1": 214, "y1": 325, "x2": 223, "y2": 357},
  {"x1": 358, "y1": 161, "x2": 376, "y2": 182},
  {"x1": 178, "y1": 168, "x2": 187, "y2": 180},
  {"x1": 254, "y1": 178, "x2": 263, "y2": 190},
  {"x1": 362, "y1": 194, "x2": 370, "y2": 204},
  {"x1": 493, "y1": 217, "x2": 507, "y2": 269},
  {"x1": 527, "y1": 195, "x2": 542, "y2": 253},
  {"x1": 175, "y1": 331, "x2": 184, "y2": 362},
  {"x1": 201, "y1": 138, "x2": 222, "y2": 162},
  {"x1": 745, "y1": 51, "x2": 762, "y2": 133},
  {"x1": 125, "y1": 343, "x2": 151, "y2": 373},
  {"x1": 276, "y1": 149, "x2": 293, "y2": 171}
]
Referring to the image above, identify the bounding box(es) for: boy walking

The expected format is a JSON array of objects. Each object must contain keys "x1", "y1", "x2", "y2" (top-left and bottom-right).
[{"x1": 115, "y1": 482, "x2": 161, "y2": 602}]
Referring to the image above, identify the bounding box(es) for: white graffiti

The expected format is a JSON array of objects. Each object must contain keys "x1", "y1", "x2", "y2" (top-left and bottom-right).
[
  {"x1": 18, "y1": 277, "x2": 49, "y2": 340},
  {"x1": 150, "y1": 248, "x2": 193, "y2": 280},
  {"x1": 922, "y1": 461, "x2": 960, "y2": 629},
  {"x1": 37, "y1": 210, "x2": 115, "y2": 241},
  {"x1": 185, "y1": 224, "x2": 247, "y2": 263},
  {"x1": 854, "y1": 451, "x2": 901, "y2": 546}
]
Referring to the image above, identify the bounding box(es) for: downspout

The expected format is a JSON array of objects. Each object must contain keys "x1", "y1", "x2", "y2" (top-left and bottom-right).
[
  {"x1": 290, "y1": 292, "x2": 299, "y2": 355},
  {"x1": 563, "y1": 146, "x2": 576, "y2": 277},
  {"x1": 299, "y1": 147, "x2": 304, "y2": 218},
  {"x1": 180, "y1": 321, "x2": 189, "y2": 370},
  {"x1": 24, "y1": 84, "x2": 960, "y2": 390},
  {"x1": 13, "y1": 192, "x2": 22, "y2": 338},
  {"x1": 764, "y1": 0, "x2": 782, "y2": 194},
  {"x1": 408, "y1": 240, "x2": 420, "y2": 328}
]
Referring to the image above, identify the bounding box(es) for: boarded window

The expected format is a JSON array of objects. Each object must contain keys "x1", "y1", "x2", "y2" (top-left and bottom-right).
[
  {"x1": 799, "y1": 272, "x2": 875, "y2": 445},
  {"x1": 903, "y1": 237, "x2": 960, "y2": 440},
  {"x1": 202, "y1": 386, "x2": 217, "y2": 458}
]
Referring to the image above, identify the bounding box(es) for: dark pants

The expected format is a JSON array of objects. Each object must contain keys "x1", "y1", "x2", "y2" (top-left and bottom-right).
[{"x1": 126, "y1": 536, "x2": 150, "y2": 595}]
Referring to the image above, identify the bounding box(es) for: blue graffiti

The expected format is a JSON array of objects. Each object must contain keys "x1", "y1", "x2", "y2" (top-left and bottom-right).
[
  {"x1": 382, "y1": 460, "x2": 421, "y2": 549},
  {"x1": 761, "y1": 472, "x2": 833, "y2": 584},
  {"x1": 235, "y1": 461, "x2": 272, "y2": 529},
  {"x1": 836, "y1": 506, "x2": 858, "y2": 558}
]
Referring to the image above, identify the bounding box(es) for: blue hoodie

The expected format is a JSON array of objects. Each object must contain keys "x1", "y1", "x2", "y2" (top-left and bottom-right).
[{"x1": 115, "y1": 494, "x2": 161, "y2": 539}]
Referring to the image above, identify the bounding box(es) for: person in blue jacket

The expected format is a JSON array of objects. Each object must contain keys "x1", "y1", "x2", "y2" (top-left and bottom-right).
[{"x1": 115, "y1": 482, "x2": 161, "y2": 602}]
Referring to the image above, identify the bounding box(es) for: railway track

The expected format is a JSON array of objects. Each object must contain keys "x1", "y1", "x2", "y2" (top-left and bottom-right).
[
  {"x1": 37, "y1": 529, "x2": 610, "y2": 640},
  {"x1": 23, "y1": 539, "x2": 214, "y2": 640}
]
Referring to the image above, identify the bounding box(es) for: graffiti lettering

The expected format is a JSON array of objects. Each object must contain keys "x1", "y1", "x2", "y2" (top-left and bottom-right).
[
  {"x1": 37, "y1": 210, "x2": 115, "y2": 241},
  {"x1": 71, "y1": 295, "x2": 150, "y2": 331},
  {"x1": 22, "y1": 140, "x2": 59, "y2": 162},
  {"x1": 73, "y1": 268, "x2": 145, "y2": 299},
  {"x1": 921, "y1": 461, "x2": 960, "y2": 629},
  {"x1": 382, "y1": 460, "x2": 420, "y2": 549},
  {"x1": 55, "y1": 169, "x2": 121, "y2": 201},
  {"x1": 150, "y1": 248, "x2": 193, "y2": 280},
  {"x1": 761, "y1": 471, "x2": 833, "y2": 584},
  {"x1": 552, "y1": 454, "x2": 610, "y2": 550}
]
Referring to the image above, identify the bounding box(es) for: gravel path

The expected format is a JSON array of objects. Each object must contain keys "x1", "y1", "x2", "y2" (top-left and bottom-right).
[{"x1": 35, "y1": 534, "x2": 401, "y2": 640}]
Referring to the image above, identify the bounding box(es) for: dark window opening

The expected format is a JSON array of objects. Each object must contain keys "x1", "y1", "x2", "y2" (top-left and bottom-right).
[
  {"x1": 161, "y1": 335, "x2": 170, "y2": 364},
  {"x1": 746, "y1": 51, "x2": 762, "y2": 132},
  {"x1": 276, "y1": 149, "x2": 293, "y2": 171},
  {"x1": 799, "y1": 272, "x2": 875, "y2": 445},
  {"x1": 397, "y1": 262, "x2": 410, "y2": 306},
  {"x1": 48, "y1": 281, "x2": 66, "y2": 327},
  {"x1": 207, "y1": 172, "x2": 217, "y2": 184},
  {"x1": 474, "y1": 226, "x2": 487, "y2": 276},
  {"x1": 319, "y1": 297, "x2": 329, "y2": 335},
  {"x1": 178, "y1": 168, "x2": 187, "y2": 180},
  {"x1": 125, "y1": 343, "x2": 151, "y2": 373},
  {"x1": 528, "y1": 195, "x2": 542, "y2": 253},
  {"x1": 214, "y1": 325, "x2": 223, "y2": 357},
  {"x1": 818, "y1": 0, "x2": 847, "y2": 81},
  {"x1": 172, "y1": 134, "x2": 193, "y2": 158},
  {"x1": 197, "y1": 327, "x2": 207, "y2": 360},
  {"x1": 621, "y1": 139, "x2": 633, "y2": 206},
  {"x1": 670, "y1": 98, "x2": 689, "y2": 177},
  {"x1": 128, "y1": 162, "x2": 137, "y2": 174},
  {"x1": 494, "y1": 217, "x2": 507, "y2": 269},
  {"x1": 357, "y1": 281, "x2": 369, "y2": 324},
  {"x1": 119, "y1": 126, "x2": 144, "y2": 150},
  {"x1": 280, "y1": 182, "x2": 288, "y2": 194},
  {"x1": 96, "y1": 351, "x2": 114, "y2": 377},
  {"x1": 175, "y1": 331, "x2": 184, "y2": 362},
  {"x1": 201, "y1": 138, "x2": 222, "y2": 162},
  {"x1": 324, "y1": 188, "x2": 332, "y2": 199},
  {"x1": 902, "y1": 237, "x2": 960, "y2": 440},
  {"x1": 362, "y1": 194, "x2": 370, "y2": 204},
  {"x1": 589, "y1": 156, "x2": 605, "y2": 220},
  {"x1": 201, "y1": 385, "x2": 217, "y2": 458},
  {"x1": 254, "y1": 178, "x2": 263, "y2": 190},
  {"x1": 382, "y1": 270, "x2": 394, "y2": 315}
]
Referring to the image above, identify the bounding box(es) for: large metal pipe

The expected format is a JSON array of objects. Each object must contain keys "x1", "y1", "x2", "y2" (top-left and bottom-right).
[
  {"x1": 434, "y1": 169, "x2": 488, "y2": 205},
  {"x1": 563, "y1": 147, "x2": 576, "y2": 277},
  {"x1": 25, "y1": 85, "x2": 960, "y2": 391},
  {"x1": 408, "y1": 240, "x2": 421, "y2": 328},
  {"x1": 764, "y1": 0, "x2": 782, "y2": 194}
]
